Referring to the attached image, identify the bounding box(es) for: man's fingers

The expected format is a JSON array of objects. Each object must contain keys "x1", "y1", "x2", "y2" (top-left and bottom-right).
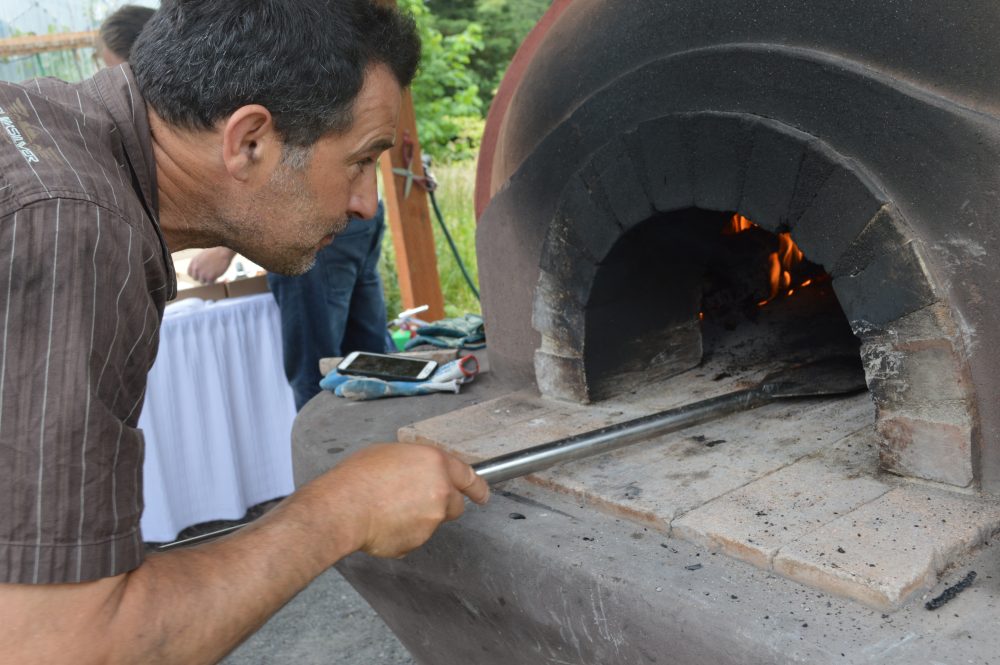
[
  {"x1": 444, "y1": 489, "x2": 466, "y2": 522},
  {"x1": 447, "y1": 455, "x2": 490, "y2": 505}
]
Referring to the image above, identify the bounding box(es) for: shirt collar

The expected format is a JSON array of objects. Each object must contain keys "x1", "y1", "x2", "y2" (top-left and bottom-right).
[{"x1": 86, "y1": 64, "x2": 176, "y2": 300}]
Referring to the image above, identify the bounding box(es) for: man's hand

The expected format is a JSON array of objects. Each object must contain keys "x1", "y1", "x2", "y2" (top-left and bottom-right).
[
  {"x1": 187, "y1": 247, "x2": 237, "y2": 284},
  {"x1": 314, "y1": 443, "x2": 489, "y2": 558}
]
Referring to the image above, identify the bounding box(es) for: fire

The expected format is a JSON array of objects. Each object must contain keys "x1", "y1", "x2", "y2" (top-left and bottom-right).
[
  {"x1": 723, "y1": 214, "x2": 755, "y2": 235},
  {"x1": 772, "y1": 232, "x2": 804, "y2": 298},
  {"x1": 722, "y1": 214, "x2": 810, "y2": 307}
]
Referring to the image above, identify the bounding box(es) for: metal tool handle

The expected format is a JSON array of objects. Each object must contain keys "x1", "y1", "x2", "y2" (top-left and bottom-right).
[{"x1": 473, "y1": 388, "x2": 768, "y2": 484}]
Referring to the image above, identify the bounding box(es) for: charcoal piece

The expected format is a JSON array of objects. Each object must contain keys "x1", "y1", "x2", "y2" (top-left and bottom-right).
[{"x1": 925, "y1": 571, "x2": 976, "y2": 610}]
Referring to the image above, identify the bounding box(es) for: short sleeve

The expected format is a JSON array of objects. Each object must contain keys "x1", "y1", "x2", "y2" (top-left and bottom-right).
[{"x1": 0, "y1": 198, "x2": 162, "y2": 584}]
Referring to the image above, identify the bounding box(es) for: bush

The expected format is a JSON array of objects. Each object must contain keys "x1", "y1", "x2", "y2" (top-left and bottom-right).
[{"x1": 399, "y1": 0, "x2": 485, "y2": 162}]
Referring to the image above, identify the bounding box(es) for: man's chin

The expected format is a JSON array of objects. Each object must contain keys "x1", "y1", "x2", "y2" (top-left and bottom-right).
[{"x1": 254, "y1": 250, "x2": 318, "y2": 277}]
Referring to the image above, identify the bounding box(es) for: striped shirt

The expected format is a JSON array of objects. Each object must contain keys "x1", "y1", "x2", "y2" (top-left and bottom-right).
[{"x1": 0, "y1": 65, "x2": 175, "y2": 584}]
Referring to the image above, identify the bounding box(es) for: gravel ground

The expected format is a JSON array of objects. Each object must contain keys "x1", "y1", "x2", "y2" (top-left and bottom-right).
[
  {"x1": 148, "y1": 503, "x2": 415, "y2": 665},
  {"x1": 221, "y1": 566, "x2": 416, "y2": 665}
]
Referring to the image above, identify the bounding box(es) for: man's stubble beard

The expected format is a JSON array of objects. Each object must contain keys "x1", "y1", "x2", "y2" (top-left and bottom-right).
[{"x1": 221, "y1": 161, "x2": 347, "y2": 277}]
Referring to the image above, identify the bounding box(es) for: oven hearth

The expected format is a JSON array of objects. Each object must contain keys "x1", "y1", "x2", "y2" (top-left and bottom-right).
[{"x1": 399, "y1": 292, "x2": 999, "y2": 610}]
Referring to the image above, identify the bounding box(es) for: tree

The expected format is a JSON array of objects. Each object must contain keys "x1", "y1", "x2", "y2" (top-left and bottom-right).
[
  {"x1": 398, "y1": 0, "x2": 485, "y2": 161},
  {"x1": 399, "y1": 0, "x2": 551, "y2": 160},
  {"x1": 429, "y1": 0, "x2": 551, "y2": 103}
]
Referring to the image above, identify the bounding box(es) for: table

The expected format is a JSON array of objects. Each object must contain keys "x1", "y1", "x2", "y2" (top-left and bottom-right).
[{"x1": 138, "y1": 293, "x2": 296, "y2": 542}]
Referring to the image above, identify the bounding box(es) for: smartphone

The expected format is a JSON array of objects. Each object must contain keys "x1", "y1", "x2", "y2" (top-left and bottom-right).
[{"x1": 337, "y1": 351, "x2": 437, "y2": 382}]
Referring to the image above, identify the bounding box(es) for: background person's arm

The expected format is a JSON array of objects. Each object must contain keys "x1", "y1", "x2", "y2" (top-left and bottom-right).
[
  {"x1": 0, "y1": 443, "x2": 489, "y2": 665},
  {"x1": 188, "y1": 247, "x2": 238, "y2": 284}
]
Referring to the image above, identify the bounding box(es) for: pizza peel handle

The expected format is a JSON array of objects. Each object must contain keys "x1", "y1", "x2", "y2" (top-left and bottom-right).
[{"x1": 473, "y1": 357, "x2": 867, "y2": 485}]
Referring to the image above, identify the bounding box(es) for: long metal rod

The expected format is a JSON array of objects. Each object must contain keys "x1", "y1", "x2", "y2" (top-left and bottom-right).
[
  {"x1": 473, "y1": 388, "x2": 770, "y2": 484},
  {"x1": 154, "y1": 523, "x2": 248, "y2": 551}
]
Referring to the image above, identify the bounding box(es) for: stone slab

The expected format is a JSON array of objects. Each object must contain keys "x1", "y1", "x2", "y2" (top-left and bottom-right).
[
  {"x1": 773, "y1": 485, "x2": 1000, "y2": 610},
  {"x1": 527, "y1": 395, "x2": 875, "y2": 531},
  {"x1": 404, "y1": 371, "x2": 875, "y2": 534},
  {"x1": 551, "y1": 174, "x2": 623, "y2": 263},
  {"x1": 631, "y1": 116, "x2": 695, "y2": 213},
  {"x1": 591, "y1": 135, "x2": 656, "y2": 230},
  {"x1": 687, "y1": 113, "x2": 753, "y2": 212},
  {"x1": 399, "y1": 375, "x2": 998, "y2": 610},
  {"x1": 672, "y1": 427, "x2": 891, "y2": 569},
  {"x1": 793, "y1": 163, "x2": 887, "y2": 270},
  {"x1": 739, "y1": 119, "x2": 808, "y2": 232}
]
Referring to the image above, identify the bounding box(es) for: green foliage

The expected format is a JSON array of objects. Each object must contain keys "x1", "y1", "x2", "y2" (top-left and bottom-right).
[
  {"x1": 428, "y1": 0, "x2": 551, "y2": 99},
  {"x1": 427, "y1": 159, "x2": 480, "y2": 317},
  {"x1": 398, "y1": 0, "x2": 485, "y2": 162},
  {"x1": 378, "y1": 1, "x2": 550, "y2": 314},
  {"x1": 398, "y1": 0, "x2": 550, "y2": 162},
  {"x1": 378, "y1": 231, "x2": 404, "y2": 323}
]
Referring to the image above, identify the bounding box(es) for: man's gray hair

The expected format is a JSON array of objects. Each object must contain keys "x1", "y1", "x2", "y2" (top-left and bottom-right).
[{"x1": 131, "y1": 0, "x2": 420, "y2": 147}]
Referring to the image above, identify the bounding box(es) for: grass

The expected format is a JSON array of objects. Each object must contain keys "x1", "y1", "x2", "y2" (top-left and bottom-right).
[{"x1": 378, "y1": 157, "x2": 481, "y2": 322}]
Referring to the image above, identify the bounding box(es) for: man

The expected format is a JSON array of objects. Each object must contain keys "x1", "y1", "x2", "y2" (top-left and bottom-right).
[
  {"x1": 0, "y1": 2, "x2": 489, "y2": 663},
  {"x1": 99, "y1": 3, "x2": 390, "y2": 411}
]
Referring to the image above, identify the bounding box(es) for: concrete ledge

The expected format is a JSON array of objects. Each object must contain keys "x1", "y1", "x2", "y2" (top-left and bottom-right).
[{"x1": 295, "y1": 370, "x2": 1000, "y2": 664}]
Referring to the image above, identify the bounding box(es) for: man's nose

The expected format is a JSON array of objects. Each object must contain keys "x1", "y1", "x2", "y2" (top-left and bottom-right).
[{"x1": 348, "y1": 170, "x2": 379, "y2": 221}]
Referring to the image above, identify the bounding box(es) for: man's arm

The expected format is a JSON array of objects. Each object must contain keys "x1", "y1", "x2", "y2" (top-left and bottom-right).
[
  {"x1": 188, "y1": 247, "x2": 237, "y2": 284},
  {"x1": 0, "y1": 442, "x2": 488, "y2": 665}
]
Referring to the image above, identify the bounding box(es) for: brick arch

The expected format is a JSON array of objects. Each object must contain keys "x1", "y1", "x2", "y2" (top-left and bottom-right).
[{"x1": 532, "y1": 112, "x2": 976, "y2": 487}]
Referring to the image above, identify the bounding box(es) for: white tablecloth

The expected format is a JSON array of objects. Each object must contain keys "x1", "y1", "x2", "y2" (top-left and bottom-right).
[{"x1": 138, "y1": 293, "x2": 297, "y2": 542}]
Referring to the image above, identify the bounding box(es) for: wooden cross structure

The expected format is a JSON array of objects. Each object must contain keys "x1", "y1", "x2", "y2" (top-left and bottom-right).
[{"x1": 376, "y1": 0, "x2": 446, "y2": 321}]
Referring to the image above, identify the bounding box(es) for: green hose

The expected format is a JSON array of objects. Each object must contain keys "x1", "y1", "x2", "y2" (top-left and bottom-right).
[{"x1": 427, "y1": 186, "x2": 480, "y2": 302}]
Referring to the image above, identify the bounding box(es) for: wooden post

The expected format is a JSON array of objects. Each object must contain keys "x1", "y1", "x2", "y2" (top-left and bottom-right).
[
  {"x1": 0, "y1": 31, "x2": 97, "y2": 58},
  {"x1": 380, "y1": 90, "x2": 446, "y2": 321},
  {"x1": 375, "y1": 0, "x2": 445, "y2": 321}
]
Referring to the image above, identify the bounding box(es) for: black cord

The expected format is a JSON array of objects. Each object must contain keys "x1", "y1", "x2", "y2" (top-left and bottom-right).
[{"x1": 425, "y1": 173, "x2": 480, "y2": 302}]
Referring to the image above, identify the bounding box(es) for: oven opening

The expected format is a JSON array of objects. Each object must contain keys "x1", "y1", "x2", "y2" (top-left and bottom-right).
[{"x1": 584, "y1": 209, "x2": 861, "y2": 402}]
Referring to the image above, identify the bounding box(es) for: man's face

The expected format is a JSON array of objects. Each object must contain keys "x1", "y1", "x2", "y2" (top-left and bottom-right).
[{"x1": 225, "y1": 65, "x2": 401, "y2": 275}]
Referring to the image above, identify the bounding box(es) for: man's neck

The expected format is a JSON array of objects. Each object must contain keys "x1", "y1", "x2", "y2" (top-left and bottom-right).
[{"x1": 147, "y1": 109, "x2": 225, "y2": 251}]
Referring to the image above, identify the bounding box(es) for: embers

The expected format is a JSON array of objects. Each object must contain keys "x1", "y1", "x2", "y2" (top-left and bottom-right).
[{"x1": 704, "y1": 213, "x2": 829, "y2": 322}]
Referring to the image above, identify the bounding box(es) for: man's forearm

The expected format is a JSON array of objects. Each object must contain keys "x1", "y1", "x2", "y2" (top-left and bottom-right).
[
  {"x1": 113, "y1": 487, "x2": 355, "y2": 664},
  {"x1": 0, "y1": 443, "x2": 488, "y2": 665},
  {"x1": 2, "y1": 481, "x2": 354, "y2": 665}
]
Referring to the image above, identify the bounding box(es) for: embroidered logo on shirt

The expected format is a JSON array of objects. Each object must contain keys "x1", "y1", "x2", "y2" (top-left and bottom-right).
[{"x1": 0, "y1": 105, "x2": 41, "y2": 164}]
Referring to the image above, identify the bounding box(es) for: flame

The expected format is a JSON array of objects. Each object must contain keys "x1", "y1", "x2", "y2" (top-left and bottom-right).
[
  {"x1": 723, "y1": 214, "x2": 755, "y2": 235},
  {"x1": 769, "y1": 232, "x2": 804, "y2": 300},
  {"x1": 723, "y1": 214, "x2": 812, "y2": 308}
]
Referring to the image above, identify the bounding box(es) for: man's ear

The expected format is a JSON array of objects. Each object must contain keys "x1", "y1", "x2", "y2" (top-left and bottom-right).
[{"x1": 220, "y1": 105, "x2": 281, "y2": 183}]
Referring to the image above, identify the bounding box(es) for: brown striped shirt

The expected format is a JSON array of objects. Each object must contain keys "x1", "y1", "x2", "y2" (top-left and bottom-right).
[{"x1": 0, "y1": 65, "x2": 175, "y2": 584}]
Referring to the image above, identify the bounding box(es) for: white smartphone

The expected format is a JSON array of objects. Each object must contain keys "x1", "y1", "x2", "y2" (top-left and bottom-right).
[{"x1": 337, "y1": 351, "x2": 437, "y2": 382}]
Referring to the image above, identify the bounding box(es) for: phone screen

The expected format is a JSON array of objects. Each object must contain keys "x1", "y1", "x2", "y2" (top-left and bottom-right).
[{"x1": 340, "y1": 353, "x2": 435, "y2": 380}]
